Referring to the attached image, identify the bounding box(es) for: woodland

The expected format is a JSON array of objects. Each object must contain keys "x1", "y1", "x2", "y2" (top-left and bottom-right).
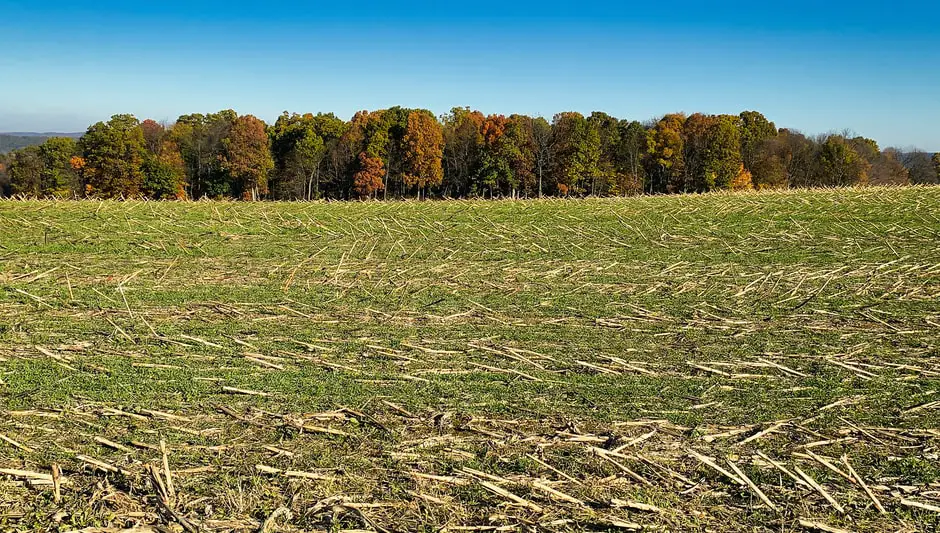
[{"x1": 1, "y1": 109, "x2": 937, "y2": 201}]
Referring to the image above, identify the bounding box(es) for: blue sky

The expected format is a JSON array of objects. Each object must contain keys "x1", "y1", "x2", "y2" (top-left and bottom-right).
[{"x1": 1, "y1": 1, "x2": 938, "y2": 150}]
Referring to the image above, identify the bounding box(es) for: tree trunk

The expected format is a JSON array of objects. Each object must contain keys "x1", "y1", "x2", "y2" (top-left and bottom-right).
[
  {"x1": 314, "y1": 166, "x2": 320, "y2": 200},
  {"x1": 537, "y1": 166, "x2": 543, "y2": 198}
]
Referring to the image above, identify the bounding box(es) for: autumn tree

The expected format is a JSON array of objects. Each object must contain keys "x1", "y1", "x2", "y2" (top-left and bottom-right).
[
  {"x1": 140, "y1": 119, "x2": 166, "y2": 154},
  {"x1": 644, "y1": 114, "x2": 685, "y2": 193},
  {"x1": 270, "y1": 112, "x2": 347, "y2": 199},
  {"x1": 172, "y1": 110, "x2": 236, "y2": 198},
  {"x1": 478, "y1": 114, "x2": 514, "y2": 197},
  {"x1": 69, "y1": 156, "x2": 87, "y2": 190},
  {"x1": 8, "y1": 139, "x2": 82, "y2": 198},
  {"x1": 745, "y1": 129, "x2": 823, "y2": 189},
  {"x1": 587, "y1": 112, "x2": 622, "y2": 195},
  {"x1": 37, "y1": 137, "x2": 81, "y2": 196},
  {"x1": 358, "y1": 110, "x2": 394, "y2": 161},
  {"x1": 219, "y1": 114, "x2": 274, "y2": 200},
  {"x1": 615, "y1": 120, "x2": 648, "y2": 195},
  {"x1": 142, "y1": 138, "x2": 187, "y2": 199},
  {"x1": 333, "y1": 111, "x2": 370, "y2": 197},
  {"x1": 768, "y1": 130, "x2": 821, "y2": 188},
  {"x1": 504, "y1": 115, "x2": 539, "y2": 197},
  {"x1": 854, "y1": 141, "x2": 909, "y2": 186},
  {"x1": 739, "y1": 111, "x2": 778, "y2": 187},
  {"x1": 682, "y1": 113, "x2": 716, "y2": 192},
  {"x1": 334, "y1": 110, "x2": 398, "y2": 199},
  {"x1": 704, "y1": 115, "x2": 745, "y2": 191},
  {"x1": 477, "y1": 113, "x2": 543, "y2": 198},
  {"x1": 730, "y1": 165, "x2": 754, "y2": 190},
  {"x1": 681, "y1": 114, "x2": 745, "y2": 191},
  {"x1": 402, "y1": 110, "x2": 444, "y2": 197},
  {"x1": 81, "y1": 114, "x2": 147, "y2": 197},
  {"x1": 441, "y1": 107, "x2": 485, "y2": 197},
  {"x1": 469, "y1": 112, "x2": 543, "y2": 197},
  {"x1": 8, "y1": 146, "x2": 43, "y2": 196},
  {"x1": 377, "y1": 106, "x2": 412, "y2": 199},
  {"x1": 898, "y1": 149, "x2": 936, "y2": 184},
  {"x1": 846, "y1": 137, "x2": 904, "y2": 185},
  {"x1": 2, "y1": 106, "x2": 922, "y2": 199},
  {"x1": 551, "y1": 112, "x2": 600, "y2": 195},
  {"x1": 352, "y1": 152, "x2": 385, "y2": 199},
  {"x1": 747, "y1": 134, "x2": 790, "y2": 189},
  {"x1": 530, "y1": 117, "x2": 553, "y2": 198},
  {"x1": 817, "y1": 135, "x2": 869, "y2": 186},
  {"x1": 270, "y1": 113, "x2": 321, "y2": 199}
]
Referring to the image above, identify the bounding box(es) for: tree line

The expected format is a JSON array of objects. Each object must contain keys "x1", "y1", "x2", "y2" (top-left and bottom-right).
[{"x1": 0, "y1": 108, "x2": 937, "y2": 200}]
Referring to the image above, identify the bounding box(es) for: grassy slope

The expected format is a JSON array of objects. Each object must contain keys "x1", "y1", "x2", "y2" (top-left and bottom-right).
[{"x1": 0, "y1": 188, "x2": 938, "y2": 531}]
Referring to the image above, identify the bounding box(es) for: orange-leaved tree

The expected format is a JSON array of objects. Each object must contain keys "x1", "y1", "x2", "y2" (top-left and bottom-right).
[
  {"x1": 220, "y1": 114, "x2": 274, "y2": 200},
  {"x1": 730, "y1": 164, "x2": 754, "y2": 190},
  {"x1": 140, "y1": 119, "x2": 166, "y2": 154},
  {"x1": 352, "y1": 152, "x2": 385, "y2": 199},
  {"x1": 402, "y1": 110, "x2": 443, "y2": 198},
  {"x1": 478, "y1": 114, "x2": 514, "y2": 197}
]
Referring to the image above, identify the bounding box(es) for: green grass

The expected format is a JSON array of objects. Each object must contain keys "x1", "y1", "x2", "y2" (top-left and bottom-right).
[{"x1": 0, "y1": 187, "x2": 939, "y2": 531}]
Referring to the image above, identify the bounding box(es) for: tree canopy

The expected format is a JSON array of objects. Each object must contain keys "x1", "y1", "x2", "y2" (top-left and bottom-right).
[{"x1": 1, "y1": 108, "x2": 924, "y2": 200}]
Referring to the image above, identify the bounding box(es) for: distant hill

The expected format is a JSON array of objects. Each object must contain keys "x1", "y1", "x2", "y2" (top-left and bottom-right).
[
  {"x1": 0, "y1": 132, "x2": 83, "y2": 154},
  {"x1": 4, "y1": 132, "x2": 83, "y2": 137}
]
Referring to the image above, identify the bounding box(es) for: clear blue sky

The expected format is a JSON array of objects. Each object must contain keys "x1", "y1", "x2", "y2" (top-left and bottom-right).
[{"x1": 1, "y1": 0, "x2": 938, "y2": 150}]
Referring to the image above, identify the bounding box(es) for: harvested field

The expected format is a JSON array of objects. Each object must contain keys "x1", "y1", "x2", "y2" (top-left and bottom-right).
[{"x1": 0, "y1": 187, "x2": 939, "y2": 532}]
